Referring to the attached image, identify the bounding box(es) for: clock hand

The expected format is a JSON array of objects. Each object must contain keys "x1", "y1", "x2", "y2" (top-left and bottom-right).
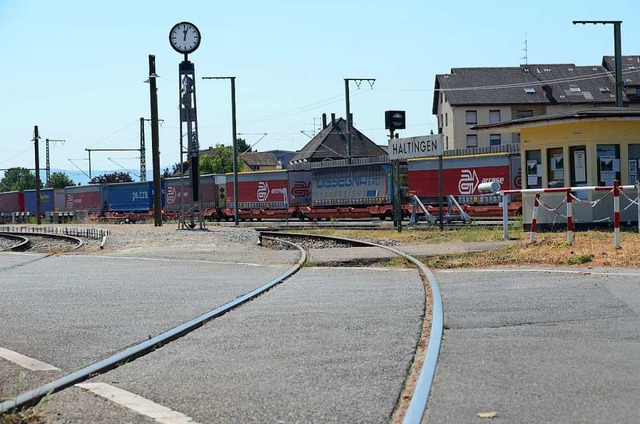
[{"x1": 183, "y1": 28, "x2": 187, "y2": 41}]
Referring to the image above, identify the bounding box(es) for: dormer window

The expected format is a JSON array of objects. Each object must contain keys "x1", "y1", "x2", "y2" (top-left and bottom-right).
[
  {"x1": 524, "y1": 87, "x2": 535, "y2": 94},
  {"x1": 569, "y1": 86, "x2": 581, "y2": 93},
  {"x1": 600, "y1": 87, "x2": 611, "y2": 93}
]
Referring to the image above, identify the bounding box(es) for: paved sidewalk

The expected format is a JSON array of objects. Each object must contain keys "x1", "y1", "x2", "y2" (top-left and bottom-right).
[{"x1": 426, "y1": 267, "x2": 640, "y2": 424}]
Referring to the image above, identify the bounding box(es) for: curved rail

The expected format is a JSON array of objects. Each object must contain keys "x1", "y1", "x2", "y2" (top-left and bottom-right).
[
  {"x1": 0, "y1": 237, "x2": 306, "y2": 413},
  {"x1": 0, "y1": 232, "x2": 83, "y2": 251},
  {"x1": 0, "y1": 233, "x2": 32, "y2": 251},
  {"x1": 260, "y1": 231, "x2": 443, "y2": 423}
]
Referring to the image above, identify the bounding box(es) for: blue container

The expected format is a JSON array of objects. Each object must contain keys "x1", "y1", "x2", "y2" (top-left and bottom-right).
[
  {"x1": 104, "y1": 181, "x2": 163, "y2": 212},
  {"x1": 24, "y1": 188, "x2": 64, "y2": 213}
]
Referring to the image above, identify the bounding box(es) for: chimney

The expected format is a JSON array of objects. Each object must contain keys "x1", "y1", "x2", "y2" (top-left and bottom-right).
[
  {"x1": 322, "y1": 113, "x2": 327, "y2": 129},
  {"x1": 331, "y1": 113, "x2": 336, "y2": 125}
]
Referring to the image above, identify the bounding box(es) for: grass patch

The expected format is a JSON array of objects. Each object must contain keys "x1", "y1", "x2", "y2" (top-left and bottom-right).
[{"x1": 295, "y1": 226, "x2": 640, "y2": 269}]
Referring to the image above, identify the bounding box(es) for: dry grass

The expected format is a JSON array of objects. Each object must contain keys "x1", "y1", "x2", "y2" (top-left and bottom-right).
[{"x1": 298, "y1": 226, "x2": 640, "y2": 269}]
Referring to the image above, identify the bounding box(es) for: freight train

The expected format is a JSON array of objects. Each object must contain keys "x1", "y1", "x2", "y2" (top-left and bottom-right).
[{"x1": 0, "y1": 145, "x2": 522, "y2": 223}]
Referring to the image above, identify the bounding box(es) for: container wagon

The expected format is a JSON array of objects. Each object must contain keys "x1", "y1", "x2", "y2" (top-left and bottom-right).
[
  {"x1": 306, "y1": 162, "x2": 396, "y2": 220},
  {"x1": 64, "y1": 184, "x2": 104, "y2": 213},
  {"x1": 24, "y1": 188, "x2": 65, "y2": 213},
  {"x1": 224, "y1": 170, "x2": 290, "y2": 220},
  {"x1": 0, "y1": 191, "x2": 25, "y2": 223},
  {"x1": 164, "y1": 174, "x2": 224, "y2": 220},
  {"x1": 407, "y1": 153, "x2": 522, "y2": 216}
]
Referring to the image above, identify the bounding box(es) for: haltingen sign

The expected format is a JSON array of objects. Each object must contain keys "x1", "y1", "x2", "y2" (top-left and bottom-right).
[{"x1": 388, "y1": 134, "x2": 444, "y2": 160}]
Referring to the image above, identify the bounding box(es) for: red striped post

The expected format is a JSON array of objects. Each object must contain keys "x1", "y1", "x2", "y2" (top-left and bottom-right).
[
  {"x1": 566, "y1": 189, "x2": 574, "y2": 245},
  {"x1": 614, "y1": 180, "x2": 621, "y2": 248},
  {"x1": 529, "y1": 193, "x2": 540, "y2": 243}
]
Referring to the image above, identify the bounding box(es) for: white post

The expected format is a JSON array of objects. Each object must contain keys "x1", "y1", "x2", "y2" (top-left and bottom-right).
[
  {"x1": 566, "y1": 191, "x2": 574, "y2": 246},
  {"x1": 529, "y1": 193, "x2": 540, "y2": 244}
]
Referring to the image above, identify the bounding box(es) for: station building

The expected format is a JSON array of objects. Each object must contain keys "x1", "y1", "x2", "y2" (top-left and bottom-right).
[{"x1": 474, "y1": 107, "x2": 640, "y2": 228}]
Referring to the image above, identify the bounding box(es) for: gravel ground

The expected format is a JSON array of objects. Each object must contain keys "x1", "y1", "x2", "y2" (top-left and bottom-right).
[{"x1": 0, "y1": 236, "x2": 17, "y2": 251}]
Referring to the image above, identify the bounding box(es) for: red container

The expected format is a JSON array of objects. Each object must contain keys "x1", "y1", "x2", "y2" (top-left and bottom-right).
[
  {"x1": 408, "y1": 154, "x2": 521, "y2": 205},
  {"x1": 64, "y1": 184, "x2": 104, "y2": 212},
  {"x1": 226, "y1": 171, "x2": 289, "y2": 209},
  {"x1": 164, "y1": 174, "x2": 224, "y2": 211},
  {"x1": 0, "y1": 191, "x2": 25, "y2": 213}
]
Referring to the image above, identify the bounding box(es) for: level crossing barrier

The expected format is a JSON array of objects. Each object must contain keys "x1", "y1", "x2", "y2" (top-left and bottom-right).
[{"x1": 500, "y1": 181, "x2": 640, "y2": 248}]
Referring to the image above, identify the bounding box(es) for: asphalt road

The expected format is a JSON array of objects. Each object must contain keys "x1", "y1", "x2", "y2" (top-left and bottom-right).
[
  {"x1": 39, "y1": 266, "x2": 425, "y2": 423},
  {"x1": 0, "y1": 252, "x2": 292, "y2": 394},
  {"x1": 425, "y1": 267, "x2": 640, "y2": 424}
]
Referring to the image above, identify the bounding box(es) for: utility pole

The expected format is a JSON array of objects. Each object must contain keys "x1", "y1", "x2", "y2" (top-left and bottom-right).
[
  {"x1": 344, "y1": 78, "x2": 375, "y2": 164},
  {"x1": 44, "y1": 138, "x2": 65, "y2": 185},
  {"x1": 147, "y1": 55, "x2": 162, "y2": 226},
  {"x1": 32, "y1": 126, "x2": 42, "y2": 225},
  {"x1": 573, "y1": 20, "x2": 623, "y2": 107},
  {"x1": 202, "y1": 76, "x2": 240, "y2": 225}
]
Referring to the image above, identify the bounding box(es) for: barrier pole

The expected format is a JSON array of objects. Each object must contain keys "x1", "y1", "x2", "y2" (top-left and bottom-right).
[
  {"x1": 636, "y1": 181, "x2": 640, "y2": 234},
  {"x1": 502, "y1": 192, "x2": 509, "y2": 240},
  {"x1": 614, "y1": 180, "x2": 621, "y2": 248},
  {"x1": 530, "y1": 193, "x2": 540, "y2": 243},
  {"x1": 566, "y1": 190, "x2": 574, "y2": 246}
]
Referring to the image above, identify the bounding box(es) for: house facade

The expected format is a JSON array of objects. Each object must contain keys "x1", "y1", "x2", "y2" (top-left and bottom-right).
[{"x1": 433, "y1": 63, "x2": 625, "y2": 150}]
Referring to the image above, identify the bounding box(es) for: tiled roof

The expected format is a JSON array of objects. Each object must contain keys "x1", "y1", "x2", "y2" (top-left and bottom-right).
[
  {"x1": 432, "y1": 64, "x2": 620, "y2": 113},
  {"x1": 290, "y1": 117, "x2": 386, "y2": 163},
  {"x1": 240, "y1": 151, "x2": 279, "y2": 167},
  {"x1": 602, "y1": 55, "x2": 640, "y2": 86}
]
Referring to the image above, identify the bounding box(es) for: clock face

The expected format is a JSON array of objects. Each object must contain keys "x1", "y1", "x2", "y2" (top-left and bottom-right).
[{"x1": 169, "y1": 22, "x2": 201, "y2": 54}]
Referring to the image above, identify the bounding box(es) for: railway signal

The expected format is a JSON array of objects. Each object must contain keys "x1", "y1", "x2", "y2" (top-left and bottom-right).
[{"x1": 385, "y1": 110, "x2": 406, "y2": 131}]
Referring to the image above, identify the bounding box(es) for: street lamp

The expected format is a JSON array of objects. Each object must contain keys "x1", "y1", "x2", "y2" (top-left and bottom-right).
[
  {"x1": 573, "y1": 20, "x2": 623, "y2": 107},
  {"x1": 202, "y1": 76, "x2": 239, "y2": 226}
]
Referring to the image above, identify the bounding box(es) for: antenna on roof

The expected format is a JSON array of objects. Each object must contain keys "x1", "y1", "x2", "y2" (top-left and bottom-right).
[{"x1": 521, "y1": 32, "x2": 529, "y2": 65}]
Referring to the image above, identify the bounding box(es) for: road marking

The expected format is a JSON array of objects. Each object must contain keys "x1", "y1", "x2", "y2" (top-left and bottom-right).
[
  {"x1": 0, "y1": 347, "x2": 59, "y2": 371},
  {"x1": 76, "y1": 383, "x2": 200, "y2": 424}
]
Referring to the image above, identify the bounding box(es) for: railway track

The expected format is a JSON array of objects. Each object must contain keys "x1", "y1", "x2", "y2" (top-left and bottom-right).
[
  {"x1": 0, "y1": 232, "x2": 83, "y2": 253},
  {"x1": 0, "y1": 230, "x2": 442, "y2": 423}
]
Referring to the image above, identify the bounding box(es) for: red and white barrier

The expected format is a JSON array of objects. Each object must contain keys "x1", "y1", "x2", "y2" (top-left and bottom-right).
[{"x1": 501, "y1": 181, "x2": 639, "y2": 247}]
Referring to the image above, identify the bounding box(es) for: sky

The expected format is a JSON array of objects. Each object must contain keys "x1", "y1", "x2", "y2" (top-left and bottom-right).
[{"x1": 1, "y1": 0, "x2": 638, "y2": 184}]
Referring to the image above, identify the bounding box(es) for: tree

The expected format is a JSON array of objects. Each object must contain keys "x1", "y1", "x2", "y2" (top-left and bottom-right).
[
  {"x1": 46, "y1": 172, "x2": 75, "y2": 189},
  {"x1": 235, "y1": 137, "x2": 251, "y2": 154},
  {"x1": 0, "y1": 167, "x2": 40, "y2": 192},
  {"x1": 90, "y1": 172, "x2": 134, "y2": 184},
  {"x1": 200, "y1": 144, "x2": 244, "y2": 174}
]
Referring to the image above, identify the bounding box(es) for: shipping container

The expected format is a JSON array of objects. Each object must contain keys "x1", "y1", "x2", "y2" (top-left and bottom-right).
[
  {"x1": 407, "y1": 153, "x2": 521, "y2": 205},
  {"x1": 311, "y1": 163, "x2": 392, "y2": 206},
  {"x1": 0, "y1": 191, "x2": 24, "y2": 213},
  {"x1": 226, "y1": 171, "x2": 289, "y2": 209},
  {"x1": 24, "y1": 188, "x2": 65, "y2": 213},
  {"x1": 104, "y1": 181, "x2": 163, "y2": 212},
  {"x1": 64, "y1": 184, "x2": 104, "y2": 212},
  {"x1": 164, "y1": 174, "x2": 223, "y2": 212}
]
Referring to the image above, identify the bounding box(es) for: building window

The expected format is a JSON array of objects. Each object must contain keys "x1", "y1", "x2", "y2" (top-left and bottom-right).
[
  {"x1": 446, "y1": 136, "x2": 449, "y2": 150},
  {"x1": 490, "y1": 134, "x2": 501, "y2": 146},
  {"x1": 489, "y1": 110, "x2": 501, "y2": 124},
  {"x1": 466, "y1": 134, "x2": 478, "y2": 148},
  {"x1": 445, "y1": 113, "x2": 448, "y2": 126},
  {"x1": 524, "y1": 87, "x2": 536, "y2": 94},
  {"x1": 516, "y1": 110, "x2": 533, "y2": 119},
  {"x1": 465, "y1": 110, "x2": 477, "y2": 125}
]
